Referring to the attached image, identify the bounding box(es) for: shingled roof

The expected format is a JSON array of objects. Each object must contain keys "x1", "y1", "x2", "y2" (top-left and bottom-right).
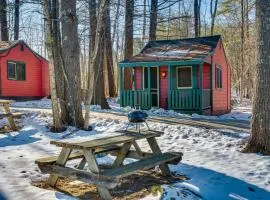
[{"x1": 121, "y1": 35, "x2": 221, "y2": 63}]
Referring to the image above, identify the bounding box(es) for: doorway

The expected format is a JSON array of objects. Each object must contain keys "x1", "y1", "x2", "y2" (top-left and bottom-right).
[{"x1": 143, "y1": 67, "x2": 159, "y2": 107}]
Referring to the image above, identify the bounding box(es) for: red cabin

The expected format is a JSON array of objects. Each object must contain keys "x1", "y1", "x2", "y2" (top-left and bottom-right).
[
  {"x1": 0, "y1": 40, "x2": 49, "y2": 99},
  {"x1": 119, "y1": 35, "x2": 231, "y2": 115}
]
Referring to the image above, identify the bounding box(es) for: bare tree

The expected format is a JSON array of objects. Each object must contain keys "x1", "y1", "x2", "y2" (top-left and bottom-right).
[
  {"x1": 149, "y1": 0, "x2": 158, "y2": 41},
  {"x1": 14, "y1": 0, "x2": 20, "y2": 40},
  {"x1": 84, "y1": 0, "x2": 110, "y2": 130},
  {"x1": 124, "y1": 0, "x2": 134, "y2": 90},
  {"x1": 194, "y1": 0, "x2": 201, "y2": 37},
  {"x1": 61, "y1": 0, "x2": 84, "y2": 128},
  {"x1": 210, "y1": 0, "x2": 218, "y2": 35},
  {"x1": 244, "y1": 0, "x2": 270, "y2": 154},
  {"x1": 43, "y1": 0, "x2": 64, "y2": 132},
  {"x1": 0, "y1": 0, "x2": 9, "y2": 40}
]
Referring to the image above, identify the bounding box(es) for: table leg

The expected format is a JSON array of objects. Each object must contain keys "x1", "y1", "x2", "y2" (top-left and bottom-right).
[
  {"x1": 132, "y1": 141, "x2": 143, "y2": 157},
  {"x1": 3, "y1": 104, "x2": 17, "y2": 131},
  {"x1": 77, "y1": 157, "x2": 86, "y2": 170},
  {"x1": 146, "y1": 137, "x2": 171, "y2": 176},
  {"x1": 112, "y1": 142, "x2": 132, "y2": 168},
  {"x1": 48, "y1": 147, "x2": 72, "y2": 186},
  {"x1": 83, "y1": 150, "x2": 112, "y2": 200}
]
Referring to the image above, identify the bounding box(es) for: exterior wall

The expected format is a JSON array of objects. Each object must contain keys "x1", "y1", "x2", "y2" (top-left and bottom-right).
[
  {"x1": 0, "y1": 43, "x2": 49, "y2": 97},
  {"x1": 198, "y1": 63, "x2": 211, "y2": 89},
  {"x1": 212, "y1": 40, "x2": 231, "y2": 115},
  {"x1": 159, "y1": 66, "x2": 168, "y2": 109},
  {"x1": 135, "y1": 67, "x2": 142, "y2": 90},
  {"x1": 41, "y1": 61, "x2": 50, "y2": 96}
]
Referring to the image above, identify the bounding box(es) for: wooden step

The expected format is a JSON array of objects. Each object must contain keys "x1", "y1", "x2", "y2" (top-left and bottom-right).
[
  {"x1": 35, "y1": 145, "x2": 121, "y2": 165},
  {"x1": 103, "y1": 152, "x2": 182, "y2": 178}
]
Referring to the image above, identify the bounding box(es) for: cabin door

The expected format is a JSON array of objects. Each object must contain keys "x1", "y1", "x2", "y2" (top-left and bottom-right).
[{"x1": 144, "y1": 67, "x2": 159, "y2": 107}]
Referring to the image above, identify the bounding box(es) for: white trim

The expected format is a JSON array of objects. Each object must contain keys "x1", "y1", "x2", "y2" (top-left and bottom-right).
[
  {"x1": 176, "y1": 66, "x2": 193, "y2": 89},
  {"x1": 7, "y1": 62, "x2": 17, "y2": 80}
]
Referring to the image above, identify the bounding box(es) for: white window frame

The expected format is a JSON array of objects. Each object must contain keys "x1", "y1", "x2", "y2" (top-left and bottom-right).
[{"x1": 176, "y1": 66, "x2": 193, "y2": 89}]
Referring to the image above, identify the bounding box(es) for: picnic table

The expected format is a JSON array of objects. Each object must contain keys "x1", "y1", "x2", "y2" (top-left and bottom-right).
[
  {"x1": 35, "y1": 129, "x2": 183, "y2": 200},
  {"x1": 0, "y1": 100, "x2": 23, "y2": 131}
]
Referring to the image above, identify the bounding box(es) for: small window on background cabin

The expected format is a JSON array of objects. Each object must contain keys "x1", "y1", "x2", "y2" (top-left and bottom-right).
[
  {"x1": 177, "y1": 67, "x2": 192, "y2": 88},
  {"x1": 7, "y1": 62, "x2": 16, "y2": 79},
  {"x1": 7, "y1": 61, "x2": 26, "y2": 81},
  {"x1": 215, "y1": 65, "x2": 222, "y2": 89}
]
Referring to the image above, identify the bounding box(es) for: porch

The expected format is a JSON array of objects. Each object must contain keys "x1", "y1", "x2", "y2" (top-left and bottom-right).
[{"x1": 119, "y1": 60, "x2": 212, "y2": 114}]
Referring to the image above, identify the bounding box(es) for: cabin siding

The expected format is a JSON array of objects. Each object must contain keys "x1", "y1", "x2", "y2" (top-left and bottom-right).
[
  {"x1": 0, "y1": 43, "x2": 49, "y2": 97},
  {"x1": 135, "y1": 67, "x2": 142, "y2": 90},
  {"x1": 212, "y1": 40, "x2": 231, "y2": 115},
  {"x1": 160, "y1": 66, "x2": 168, "y2": 109}
]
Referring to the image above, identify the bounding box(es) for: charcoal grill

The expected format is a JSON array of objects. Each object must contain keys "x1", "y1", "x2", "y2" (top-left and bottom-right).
[{"x1": 125, "y1": 110, "x2": 150, "y2": 132}]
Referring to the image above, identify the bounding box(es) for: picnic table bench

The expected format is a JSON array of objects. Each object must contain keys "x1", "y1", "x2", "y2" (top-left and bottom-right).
[
  {"x1": 0, "y1": 100, "x2": 23, "y2": 131},
  {"x1": 35, "y1": 129, "x2": 183, "y2": 200}
]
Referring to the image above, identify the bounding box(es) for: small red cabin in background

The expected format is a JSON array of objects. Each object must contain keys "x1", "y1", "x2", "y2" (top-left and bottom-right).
[
  {"x1": 119, "y1": 35, "x2": 231, "y2": 115},
  {"x1": 0, "y1": 40, "x2": 49, "y2": 99}
]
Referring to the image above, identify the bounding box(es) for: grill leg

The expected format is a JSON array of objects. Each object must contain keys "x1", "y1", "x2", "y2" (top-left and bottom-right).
[
  {"x1": 125, "y1": 122, "x2": 131, "y2": 131},
  {"x1": 145, "y1": 121, "x2": 150, "y2": 130},
  {"x1": 135, "y1": 123, "x2": 137, "y2": 130}
]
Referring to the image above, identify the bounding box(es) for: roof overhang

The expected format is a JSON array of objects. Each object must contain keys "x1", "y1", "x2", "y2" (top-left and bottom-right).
[{"x1": 119, "y1": 59, "x2": 205, "y2": 67}]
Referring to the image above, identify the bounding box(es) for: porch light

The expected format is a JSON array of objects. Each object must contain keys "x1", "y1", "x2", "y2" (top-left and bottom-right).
[{"x1": 161, "y1": 71, "x2": 167, "y2": 78}]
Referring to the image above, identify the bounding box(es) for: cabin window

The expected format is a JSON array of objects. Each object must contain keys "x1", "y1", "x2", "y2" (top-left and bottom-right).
[
  {"x1": 177, "y1": 66, "x2": 192, "y2": 88},
  {"x1": 7, "y1": 61, "x2": 26, "y2": 81},
  {"x1": 215, "y1": 65, "x2": 222, "y2": 89}
]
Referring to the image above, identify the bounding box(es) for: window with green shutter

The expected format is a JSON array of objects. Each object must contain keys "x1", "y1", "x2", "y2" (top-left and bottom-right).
[{"x1": 7, "y1": 61, "x2": 26, "y2": 81}]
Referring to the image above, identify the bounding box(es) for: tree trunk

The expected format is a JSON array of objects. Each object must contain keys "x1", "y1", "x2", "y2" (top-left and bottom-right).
[
  {"x1": 194, "y1": 0, "x2": 201, "y2": 37},
  {"x1": 84, "y1": 0, "x2": 109, "y2": 130},
  {"x1": 240, "y1": 0, "x2": 245, "y2": 102},
  {"x1": 60, "y1": 0, "x2": 84, "y2": 128},
  {"x1": 210, "y1": 0, "x2": 218, "y2": 36},
  {"x1": 14, "y1": 0, "x2": 19, "y2": 40},
  {"x1": 149, "y1": 0, "x2": 158, "y2": 41},
  {"x1": 244, "y1": 0, "x2": 270, "y2": 155},
  {"x1": 0, "y1": 0, "x2": 9, "y2": 41},
  {"x1": 124, "y1": 0, "x2": 134, "y2": 90},
  {"x1": 51, "y1": 0, "x2": 68, "y2": 124},
  {"x1": 43, "y1": 0, "x2": 64, "y2": 132},
  {"x1": 104, "y1": 3, "x2": 116, "y2": 97}
]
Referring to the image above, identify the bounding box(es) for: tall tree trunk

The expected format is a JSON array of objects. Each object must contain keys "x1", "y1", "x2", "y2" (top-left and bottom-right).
[
  {"x1": 43, "y1": 0, "x2": 64, "y2": 132},
  {"x1": 60, "y1": 0, "x2": 84, "y2": 128},
  {"x1": 112, "y1": 0, "x2": 120, "y2": 46},
  {"x1": 141, "y1": 0, "x2": 147, "y2": 47},
  {"x1": 244, "y1": 0, "x2": 270, "y2": 155},
  {"x1": 51, "y1": 0, "x2": 68, "y2": 124},
  {"x1": 124, "y1": 0, "x2": 134, "y2": 90},
  {"x1": 210, "y1": 0, "x2": 218, "y2": 36},
  {"x1": 149, "y1": 0, "x2": 158, "y2": 41},
  {"x1": 104, "y1": 2, "x2": 116, "y2": 97},
  {"x1": 84, "y1": 0, "x2": 109, "y2": 130},
  {"x1": 14, "y1": 0, "x2": 19, "y2": 40},
  {"x1": 240, "y1": 0, "x2": 245, "y2": 102},
  {"x1": 0, "y1": 0, "x2": 9, "y2": 41},
  {"x1": 194, "y1": 0, "x2": 201, "y2": 37}
]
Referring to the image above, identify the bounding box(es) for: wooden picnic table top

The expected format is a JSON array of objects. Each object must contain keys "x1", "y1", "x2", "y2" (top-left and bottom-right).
[
  {"x1": 50, "y1": 129, "x2": 162, "y2": 150},
  {"x1": 0, "y1": 100, "x2": 15, "y2": 105}
]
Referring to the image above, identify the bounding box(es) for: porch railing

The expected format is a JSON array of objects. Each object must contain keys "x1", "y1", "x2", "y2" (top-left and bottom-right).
[
  {"x1": 169, "y1": 89, "x2": 211, "y2": 110},
  {"x1": 121, "y1": 90, "x2": 150, "y2": 109}
]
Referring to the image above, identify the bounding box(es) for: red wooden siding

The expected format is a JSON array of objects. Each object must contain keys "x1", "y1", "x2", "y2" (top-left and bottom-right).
[
  {"x1": 135, "y1": 67, "x2": 142, "y2": 90},
  {"x1": 198, "y1": 64, "x2": 211, "y2": 89},
  {"x1": 160, "y1": 66, "x2": 168, "y2": 109},
  {"x1": 211, "y1": 40, "x2": 231, "y2": 115},
  {"x1": 0, "y1": 43, "x2": 49, "y2": 97}
]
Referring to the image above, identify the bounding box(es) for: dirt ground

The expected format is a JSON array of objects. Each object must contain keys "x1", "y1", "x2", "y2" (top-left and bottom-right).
[{"x1": 32, "y1": 169, "x2": 187, "y2": 200}]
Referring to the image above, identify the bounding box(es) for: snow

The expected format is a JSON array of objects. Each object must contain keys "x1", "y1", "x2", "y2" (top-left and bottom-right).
[{"x1": 1, "y1": 98, "x2": 269, "y2": 200}]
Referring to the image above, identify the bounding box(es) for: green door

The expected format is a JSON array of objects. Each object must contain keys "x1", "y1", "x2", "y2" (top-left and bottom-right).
[{"x1": 144, "y1": 67, "x2": 159, "y2": 107}]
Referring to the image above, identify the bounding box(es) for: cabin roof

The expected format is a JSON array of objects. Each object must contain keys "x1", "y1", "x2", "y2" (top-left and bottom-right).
[
  {"x1": 0, "y1": 40, "x2": 48, "y2": 62},
  {"x1": 120, "y1": 35, "x2": 221, "y2": 63}
]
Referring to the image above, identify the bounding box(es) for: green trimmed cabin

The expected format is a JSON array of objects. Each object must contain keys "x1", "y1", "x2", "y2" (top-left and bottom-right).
[{"x1": 119, "y1": 35, "x2": 231, "y2": 115}]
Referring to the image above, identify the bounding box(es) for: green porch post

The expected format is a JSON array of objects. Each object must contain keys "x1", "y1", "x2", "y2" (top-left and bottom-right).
[
  {"x1": 147, "y1": 66, "x2": 151, "y2": 108},
  {"x1": 119, "y1": 66, "x2": 123, "y2": 107},
  {"x1": 200, "y1": 64, "x2": 203, "y2": 114},
  {"x1": 168, "y1": 65, "x2": 171, "y2": 110}
]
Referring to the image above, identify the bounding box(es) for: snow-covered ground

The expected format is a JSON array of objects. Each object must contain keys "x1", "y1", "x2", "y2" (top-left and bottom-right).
[{"x1": 1, "y1": 98, "x2": 267, "y2": 200}]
